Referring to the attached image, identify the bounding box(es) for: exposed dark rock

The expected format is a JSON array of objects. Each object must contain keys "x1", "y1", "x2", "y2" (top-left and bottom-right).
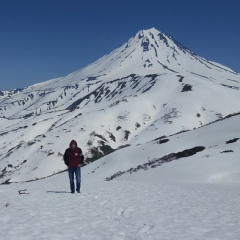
[
  {"x1": 18, "y1": 189, "x2": 29, "y2": 194},
  {"x1": 117, "y1": 144, "x2": 131, "y2": 150},
  {"x1": 23, "y1": 113, "x2": 34, "y2": 119},
  {"x1": 162, "y1": 108, "x2": 180, "y2": 124},
  {"x1": 157, "y1": 138, "x2": 169, "y2": 144},
  {"x1": 116, "y1": 126, "x2": 122, "y2": 131},
  {"x1": 21, "y1": 160, "x2": 27, "y2": 165},
  {"x1": 107, "y1": 132, "x2": 116, "y2": 142},
  {"x1": 124, "y1": 130, "x2": 131, "y2": 141},
  {"x1": 94, "y1": 133, "x2": 108, "y2": 142},
  {"x1": 135, "y1": 122, "x2": 141, "y2": 129},
  {"x1": 1, "y1": 179, "x2": 11, "y2": 184},
  {"x1": 47, "y1": 152, "x2": 54, "y2": 156},
  {"x1": 85, "y1": 144, "x2": 115, "y2": 163},
  {"x1": 221, "y1": 84, "x2": 239, "y2": 90},
  {"x1": 221, "y1": 150, "x2": 233, "y2": 153},
  {"x1": 181, "y1": 84, "x2": 192, "y2": 92},
  {"x1": 178, "y1": 75, "x2": 184, "y2": 82},
  {"x1": 105, "y1": 146, "x2": 205, "y2": 181},
  {"x1": 27, "y1": 141, "x2": 36, "y2": 146},
  {"x1": 226, "y1": 138, "x2": 239, "y2": 144},
  {"x1": 141, "y1": 38, "x2": 150, "y2": 52}
]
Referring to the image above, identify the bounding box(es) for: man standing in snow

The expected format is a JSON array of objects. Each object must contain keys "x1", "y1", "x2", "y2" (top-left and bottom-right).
[{"x1": 64, "y1": 140, "x2": 84, "y2": 193}]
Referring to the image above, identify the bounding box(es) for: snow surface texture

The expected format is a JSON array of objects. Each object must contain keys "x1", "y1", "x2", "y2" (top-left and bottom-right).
[{"x1": 1, "y1": 174, "x2": 240, "y2": 240}]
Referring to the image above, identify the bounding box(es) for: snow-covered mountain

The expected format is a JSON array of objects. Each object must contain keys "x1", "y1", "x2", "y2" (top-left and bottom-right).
[{"x1": 0, "y1": 27, "x2": 239, "y2": 184}]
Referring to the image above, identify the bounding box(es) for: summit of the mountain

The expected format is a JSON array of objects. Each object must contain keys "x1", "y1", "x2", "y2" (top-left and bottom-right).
[
  {"x1": 1, "y1": 27, "x2": 238, "y2": 118},
  {"x1": 22, "y1": 27, "x2": 238, "y2": 91},
  {"x1": 76, "y1": 27, "x2": 237, "y2": 80},
  {"x1": 0, "y1": 28, "x2": 239, "y2": 184}
]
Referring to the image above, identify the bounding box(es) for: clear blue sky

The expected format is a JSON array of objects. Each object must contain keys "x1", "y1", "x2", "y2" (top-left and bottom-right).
[{"x1": 0, "y1": 0, "x2": 239, "y2": 90}]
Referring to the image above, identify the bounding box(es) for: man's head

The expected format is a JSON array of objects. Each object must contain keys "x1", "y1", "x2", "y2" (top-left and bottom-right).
[{"x1": 70, "y1": 140, "x2": 77, "y2": 149}]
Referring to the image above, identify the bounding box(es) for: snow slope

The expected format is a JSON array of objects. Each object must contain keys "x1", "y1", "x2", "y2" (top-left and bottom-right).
[
  {"x1": 0, "y1": 27, "x2": 239, "y2": 184},
  {"x1": 83, "y1": 112, "x2": 240, "y2": 184}
]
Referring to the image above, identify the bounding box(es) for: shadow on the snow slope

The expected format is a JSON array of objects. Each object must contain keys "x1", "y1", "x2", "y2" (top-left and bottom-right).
[{"x1": 46, "y1": 191, "x2": 69, "y2": 194}]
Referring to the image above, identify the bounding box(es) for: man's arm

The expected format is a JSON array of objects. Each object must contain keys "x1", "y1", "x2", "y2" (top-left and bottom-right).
[
  {"x1": 80, "y1": 153, "x2": 84, "y2": 164},
  {"x1": 79, "y1": 148, "x2": 84, "y2": 165},
  {"x1": 63, "y1": 150, "x2": 69, "y2": 166}
]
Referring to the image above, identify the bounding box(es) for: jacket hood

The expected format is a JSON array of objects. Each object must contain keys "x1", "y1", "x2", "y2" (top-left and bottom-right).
[{"x1": 69, "y1": 140, "x2": 77, "y2": 147}]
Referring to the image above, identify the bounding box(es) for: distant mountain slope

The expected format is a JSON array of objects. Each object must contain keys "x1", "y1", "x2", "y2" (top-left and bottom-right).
[
  {"x1": 83, "y1": 112, "x2": 240, "y2": 185},
  {"x1": 0, "y1": 28, "x2": 239, "y2": 183}
]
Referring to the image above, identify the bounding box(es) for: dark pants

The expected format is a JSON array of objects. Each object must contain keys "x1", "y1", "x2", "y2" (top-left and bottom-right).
[{"x1": 68, "y1": 166, "x2": 81, "y2": 193}]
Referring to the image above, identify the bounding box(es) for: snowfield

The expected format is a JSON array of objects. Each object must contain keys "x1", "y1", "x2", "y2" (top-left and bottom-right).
[
  {"x1": 1, "y1": 27, "x2": 240, "y2": 240},
  {"x1": 1, "y1": 174, "x2": 240, "y2": 240}
]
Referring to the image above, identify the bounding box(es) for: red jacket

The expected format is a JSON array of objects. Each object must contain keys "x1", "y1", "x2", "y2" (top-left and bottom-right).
[{"x1": 64, "y1": 140, "x2": 84, "y2": 167}]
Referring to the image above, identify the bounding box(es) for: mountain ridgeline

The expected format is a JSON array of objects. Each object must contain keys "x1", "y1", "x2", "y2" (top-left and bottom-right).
[{"x1": 0, "y1": 27, "x2": 239, "y2": 183}]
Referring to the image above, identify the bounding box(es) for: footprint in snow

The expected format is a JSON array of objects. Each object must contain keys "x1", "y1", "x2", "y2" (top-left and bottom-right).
[
  {"x1": 138, "y1": 223, "x2": 155, "y2": 236},
  {"x1": 99, "y1": 199, "x2": 109, "y2": 205},
  {"x1": 117, "y1": 208, "x2": 125, "y2": 216}
]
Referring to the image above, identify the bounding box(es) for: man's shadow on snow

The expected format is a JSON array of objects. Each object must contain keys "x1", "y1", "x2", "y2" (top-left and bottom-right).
[{"x1": 46, "y1": 191, "x2": 69, "y2": 194}]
